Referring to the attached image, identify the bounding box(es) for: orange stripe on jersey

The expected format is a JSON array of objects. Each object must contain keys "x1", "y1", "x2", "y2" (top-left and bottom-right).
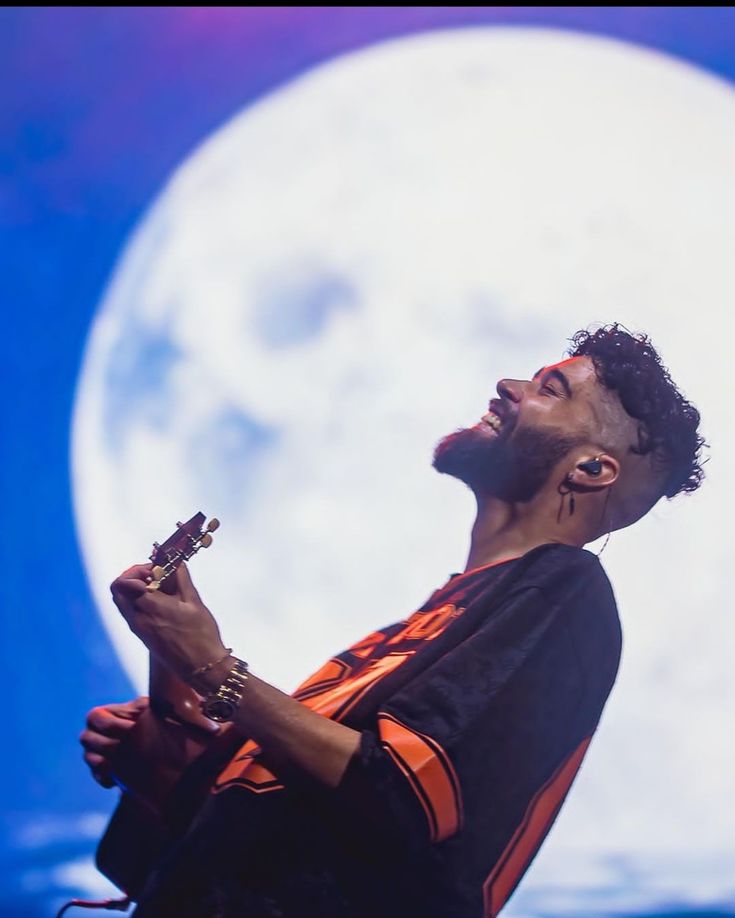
[
  {"x1": 292, "y1": 658, "x2": 352, "y2": 699},
  {"x1": 212, "y1": 654, "x2": 412, "y2": 795},
  {"x1": 301, "y1": 653, "x2": 413, "y2": 721},
  {"x1": 386, "y1": 604, "x2": 463, "y2": 645},
  {"x1": 293, "y1": 606, "x2": 469, "y2": 713},
  {"x1": 378, "y1": 712, "x2": 463, "y2": 843},
  {"x1": 482, "y1": 734, "x2": 592, "y2": 917},
  {"x1": 213, "y1": 738, "x2": 284, "y2": 794}
]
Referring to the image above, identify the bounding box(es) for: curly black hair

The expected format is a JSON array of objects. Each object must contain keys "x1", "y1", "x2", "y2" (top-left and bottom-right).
[{"x1": 566, "y1": 323, "x2": 706, "y2": 499}]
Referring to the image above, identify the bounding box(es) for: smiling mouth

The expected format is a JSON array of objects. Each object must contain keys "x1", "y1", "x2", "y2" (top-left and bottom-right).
[{"x1": 480, "y1": 410, "x2": 503, "y2": 433}]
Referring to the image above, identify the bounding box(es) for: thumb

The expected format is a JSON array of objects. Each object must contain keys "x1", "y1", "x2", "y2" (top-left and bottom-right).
[
  {"x1": 132, "y1": 695, "x2": 149, "y2": 711},
  {"x1": 107, "y1": 696, "x2": 149, "y2": 719},
  {"x1": 111, "y1": 576, "x2": 147, "y2": 602}
]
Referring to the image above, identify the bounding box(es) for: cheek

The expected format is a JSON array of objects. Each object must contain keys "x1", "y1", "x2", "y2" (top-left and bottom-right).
[
  {"x1": 519, "y1": 401, "x2": 582, "y2": 440},
  {"x1": 521, "y1": 397, "x2": 558, "y2": 427}
]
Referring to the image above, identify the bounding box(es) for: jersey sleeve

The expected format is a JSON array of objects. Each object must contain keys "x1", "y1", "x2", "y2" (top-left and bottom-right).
[{"x1": 332, "y1": 551, "x2": 621, "y2": 858}]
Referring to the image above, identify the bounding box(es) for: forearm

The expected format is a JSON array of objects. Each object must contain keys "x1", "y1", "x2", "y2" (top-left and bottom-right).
[
  {"x1": 111, "y1": 564, "x2": 360, "y2": 790},
  {"x1": 195, "y1": 659, "x2": 361, "y2": 789}
]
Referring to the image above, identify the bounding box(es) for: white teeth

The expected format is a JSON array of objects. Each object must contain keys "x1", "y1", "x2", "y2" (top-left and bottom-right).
[{"x1": 483, "y1": 411, "x2": 502, "y2": 431}]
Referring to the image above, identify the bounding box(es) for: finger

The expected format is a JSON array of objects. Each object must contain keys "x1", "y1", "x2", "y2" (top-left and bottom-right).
[
  {"x1": 80, "y1": 729, "x2": 122, "y2": 754},
  {"x1": 124, "y1": 695, "x2": 149, "y2": 715},
  {"x1": 119, "y1": 563, "x2": 154, "y2": 580},
  {"x1": 104, "y1": 696, "x2": 149, "y2": 719},
  {"x1": 86, "y1": 706, "x2": 141, "y2": 736},
  {"x1": 110, "y1": 564, "x2": 153, "y2": 600},
  {"x1": 84, "y1": 753, "x2": 116, "y2": 788},
  {"x1": 111, "y1": 576, "x2": 148, "y2": 601},
  {"x1": 84, "y1": 750, "x2": 108, "y2": 769}
]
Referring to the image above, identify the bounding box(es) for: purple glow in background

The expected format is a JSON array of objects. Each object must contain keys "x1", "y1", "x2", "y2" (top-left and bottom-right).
[{"x1": 2, "y1": 7, "x2": 735, "y2": 916}]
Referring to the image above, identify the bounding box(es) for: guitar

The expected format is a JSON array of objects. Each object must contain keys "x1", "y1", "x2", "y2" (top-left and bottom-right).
[
  {"x1": 143, "y1": 511, "x2": 220, "y2": 733},
  {"x1": 97, "y1": 512, "x2": 239, "y2": 898}
]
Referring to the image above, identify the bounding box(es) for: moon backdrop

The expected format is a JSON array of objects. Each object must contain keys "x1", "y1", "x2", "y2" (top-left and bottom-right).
[{"x1": 72, "y1": 27, "x2": 734, "y2": 916}]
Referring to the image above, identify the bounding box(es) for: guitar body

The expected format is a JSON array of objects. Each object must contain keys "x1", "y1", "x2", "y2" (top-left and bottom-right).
[
  {"x1": 96, "y1": 512, "x2": 228, "y2": 898},
  {"x1": 96, "y1": 672, "x2": 229, "y2": 897},
  {"x1": 96, "y1": 789, "x2": 171, "y2": 899},
  {"x1": 106, "y1": 663, "x2": 216, "y2": 815},
  {"x1": 97, "y1": 710, "x2": 244, "y2": 898}
]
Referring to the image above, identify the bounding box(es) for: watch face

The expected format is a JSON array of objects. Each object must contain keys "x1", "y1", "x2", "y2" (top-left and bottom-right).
[{"x1": 204, "y1": 697, "x2": 235, "y2": 722}]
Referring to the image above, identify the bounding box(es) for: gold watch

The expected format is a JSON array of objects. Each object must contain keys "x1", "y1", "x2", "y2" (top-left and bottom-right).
[{"x1": 201, "y1": 657, "x2": 249, "y2": 722}]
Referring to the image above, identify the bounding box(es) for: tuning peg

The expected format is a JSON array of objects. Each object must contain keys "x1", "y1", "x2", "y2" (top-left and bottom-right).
[
  {"x1": 200, "y1": 533, "x2": 213, "y2": 548},
  {"x1": 151, "y1": 565, "x2": 166, "y2": 582},
  {"x1": 207, "y1": 518, "x2": 220, "y2": 532}
]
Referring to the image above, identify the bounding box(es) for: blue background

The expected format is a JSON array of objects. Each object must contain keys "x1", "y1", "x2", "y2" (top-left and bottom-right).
[{"x1": 3, "y1": 7, "x2": 734, "y2": 915}]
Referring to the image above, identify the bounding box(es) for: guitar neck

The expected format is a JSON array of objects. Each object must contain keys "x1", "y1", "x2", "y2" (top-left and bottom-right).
[{"x1": 143, "y1": 510, "x2": 221, "y2": 733}]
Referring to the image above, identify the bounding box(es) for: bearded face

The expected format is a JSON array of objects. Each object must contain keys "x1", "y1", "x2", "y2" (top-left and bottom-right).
[{"x1": 432, "y1": 416, "x2": 584, "y2": 502}]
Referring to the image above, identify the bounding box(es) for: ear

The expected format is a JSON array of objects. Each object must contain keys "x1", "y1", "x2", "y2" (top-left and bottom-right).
[{"x1": 568, "y1": 452, "x2": 620, "y2": 490}]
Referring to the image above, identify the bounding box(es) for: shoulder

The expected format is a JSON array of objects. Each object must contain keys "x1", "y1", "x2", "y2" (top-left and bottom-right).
[
  {"x1": 524, "y1": 540, "x2": 601, "y2": 570},
  {"x1": 465, "y1": 542, "x2": 615, "y2": 617},
  {"x1": 514, "y1": 542, "x2": 610, "y2": 594},
  {"x1": 513, "y1": 542, "x2": 621, "y2": 647}
]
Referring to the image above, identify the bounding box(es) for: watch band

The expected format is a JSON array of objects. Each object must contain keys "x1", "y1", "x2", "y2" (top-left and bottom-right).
[{"x1": 201, "y1": 657, "x2": 249, "y2": 723}]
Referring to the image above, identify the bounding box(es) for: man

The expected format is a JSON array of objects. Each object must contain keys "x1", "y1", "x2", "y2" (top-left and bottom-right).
[{"x1": 82, "y1": 323, "x2": 705, "y2": 917}]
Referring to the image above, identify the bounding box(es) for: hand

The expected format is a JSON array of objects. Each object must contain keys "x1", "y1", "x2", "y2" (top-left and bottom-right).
[
  {"x1": 80, "y1": 696, "x2": 149, "y2": 788},
  {"x1": 110, "y1": 562, "x2": 228, "y2": 685}
]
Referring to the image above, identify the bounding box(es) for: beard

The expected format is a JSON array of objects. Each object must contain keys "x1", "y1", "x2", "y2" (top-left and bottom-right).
[{"x1": 432, "y1": 421, "x2": 585, "y2": 502}]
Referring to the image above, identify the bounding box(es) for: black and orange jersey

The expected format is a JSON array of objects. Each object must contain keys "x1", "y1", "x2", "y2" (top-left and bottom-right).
[{"x1": 133, "y1": 542, "x2": 622, "y2": 918}]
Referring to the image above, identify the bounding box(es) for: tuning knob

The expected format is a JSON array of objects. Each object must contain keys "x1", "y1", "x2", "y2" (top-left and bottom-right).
[
  {"x1": 151, "y1": 564, "x2": 166, "y2": 582},
  {"x1": 200, "y1": 533, "x2": 213, "y2": 548},
  {"x1": 207, "y1": 518, "x2": 220, "y2": 532}
]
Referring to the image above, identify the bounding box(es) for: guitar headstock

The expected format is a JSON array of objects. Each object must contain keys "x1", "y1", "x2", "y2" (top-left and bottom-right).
[{"x1": 146, "y1": 511, "x2": 220, "y2": 591}]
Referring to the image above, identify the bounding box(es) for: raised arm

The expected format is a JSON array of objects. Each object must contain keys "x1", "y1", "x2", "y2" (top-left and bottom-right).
[{"x1": 109, "y1": 562, "x2": 362, "y2": 791}]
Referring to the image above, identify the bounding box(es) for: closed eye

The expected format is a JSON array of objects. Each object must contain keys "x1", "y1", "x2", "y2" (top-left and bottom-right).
[{"x1": 533, "y1": 366, "x2": 573, "y2": 399}]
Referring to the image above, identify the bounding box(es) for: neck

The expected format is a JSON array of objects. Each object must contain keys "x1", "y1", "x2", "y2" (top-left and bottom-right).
[{"x1": 463, "y1": 490, "x2": 584, "y2": 573}]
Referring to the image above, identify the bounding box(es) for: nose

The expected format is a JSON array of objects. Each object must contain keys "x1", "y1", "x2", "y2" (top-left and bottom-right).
[{"x1": 496, "y1": 378, "x2": 524, "y2": 404}]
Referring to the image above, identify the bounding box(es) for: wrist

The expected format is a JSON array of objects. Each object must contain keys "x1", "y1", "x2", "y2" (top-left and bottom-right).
[
  {"x1": 190, "y1": 653, "x2": 237, "y2": 696},
  {"x1": 200, "y1": 657, "x2": 250, "y2": 723}
]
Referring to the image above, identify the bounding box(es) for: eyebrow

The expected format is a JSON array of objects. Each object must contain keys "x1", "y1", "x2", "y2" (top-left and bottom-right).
[{"x1": 533, "y1": 366, "x2": 573, "y2": 398}]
